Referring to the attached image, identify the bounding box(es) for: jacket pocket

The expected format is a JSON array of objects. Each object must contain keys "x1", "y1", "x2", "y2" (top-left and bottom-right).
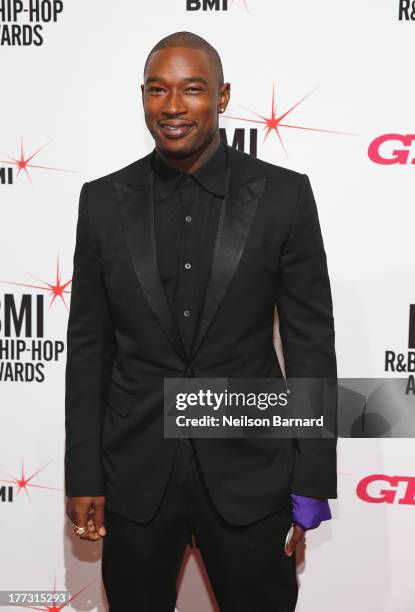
[{"x1": 106, "y1": 381, "x2": 134, "y2": 418}]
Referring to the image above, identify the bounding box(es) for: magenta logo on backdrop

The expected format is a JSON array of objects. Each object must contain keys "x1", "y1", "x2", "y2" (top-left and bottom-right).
[
  {"x1": 0, "y1": 138, "x2": 73, "y2": 185},
  {"x1": 357, "y1": 474, "x2": 415, "y2": 505},
  {"x1": 368, "y1": 134, "x2": 415, "y2": 165}
]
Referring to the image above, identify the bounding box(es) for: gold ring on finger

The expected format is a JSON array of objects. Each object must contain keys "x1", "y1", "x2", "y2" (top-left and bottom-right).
[{"x1": 72, "y1": 522, "x2": 87, "y2": 536}]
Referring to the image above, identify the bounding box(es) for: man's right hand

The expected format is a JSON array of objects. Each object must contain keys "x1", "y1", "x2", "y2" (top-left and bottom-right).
[{"x1": 66, "y1": 496, "x2": 106, "y2": 541}]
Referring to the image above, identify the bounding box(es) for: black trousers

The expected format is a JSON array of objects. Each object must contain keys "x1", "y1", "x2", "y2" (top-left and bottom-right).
[{"x1": 101, "y1": 437, "x2": 298, "y2": 611}]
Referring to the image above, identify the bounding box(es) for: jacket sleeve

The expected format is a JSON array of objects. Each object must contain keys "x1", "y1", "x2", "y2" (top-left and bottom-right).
[
  {"x1": 64, "y1": 182, "x2": 117, "y2": 497},
  {"x1": 276, "y1": 173, "x2": 337, "y2": 499}
]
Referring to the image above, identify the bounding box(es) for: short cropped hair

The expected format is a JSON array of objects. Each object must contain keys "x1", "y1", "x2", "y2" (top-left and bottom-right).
[{"x1": 144, "y1": 31, "x2": 224, "y2": 87}]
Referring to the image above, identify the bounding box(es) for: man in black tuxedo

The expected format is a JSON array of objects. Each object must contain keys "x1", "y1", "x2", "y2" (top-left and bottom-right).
[{"x1": 65, "y1": 31, "x2": 337, "y2": 611}]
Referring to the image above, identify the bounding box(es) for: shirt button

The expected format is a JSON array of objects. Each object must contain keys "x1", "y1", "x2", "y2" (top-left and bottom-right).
[
  {"x1": 185, "y1": 215, "x2": 192, "y2": 223},
  {"x1": 183, "y1": 310, "x2": 191, "y2": 317},
  {"x1": 185, "y1": 176, "x2": 192, "y2": 183},
  {"x1": 184, "y1": 262, "x2": 192, "y2": 270}
]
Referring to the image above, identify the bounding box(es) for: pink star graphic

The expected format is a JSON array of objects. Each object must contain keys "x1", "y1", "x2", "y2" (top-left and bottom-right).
[
  {"x1": 0, "y1": 459, "x2": 62, "y2": 503},
  {"x1": 0, "y1": 139, "x2": 74, "y2": 183},
  {"x1": 223, "y1": 82, "x2": 355, "y2": 155},
  {"x1": 0, "y1": 255, "x2": 72, "y2": 311}
]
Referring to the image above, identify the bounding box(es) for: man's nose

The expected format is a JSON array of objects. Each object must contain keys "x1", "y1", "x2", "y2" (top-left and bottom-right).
[{"x1": 162, "y1": 90, "x2": 187, "y2": 115}]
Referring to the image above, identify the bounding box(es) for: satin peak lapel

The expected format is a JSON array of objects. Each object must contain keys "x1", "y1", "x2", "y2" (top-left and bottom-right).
[
  {"x1": 114, "y1": 176, "x2": 188, "y2": 363},
  {"x1": 188, "y1": 172, "x2": 267, "y2": 362}
]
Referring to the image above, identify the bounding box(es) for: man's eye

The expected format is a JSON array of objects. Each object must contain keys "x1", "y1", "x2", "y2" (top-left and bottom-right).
[
  {"x1": 148, "y1": 87, "x2": 163, "y2": 93},
  {"x1": 187, "y1": 87, "x2": 203, "y2": 92}
]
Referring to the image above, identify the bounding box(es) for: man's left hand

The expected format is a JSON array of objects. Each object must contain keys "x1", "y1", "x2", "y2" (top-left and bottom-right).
[{"x1": 284, "y1": 523, "x2": 305, "y2": 556}]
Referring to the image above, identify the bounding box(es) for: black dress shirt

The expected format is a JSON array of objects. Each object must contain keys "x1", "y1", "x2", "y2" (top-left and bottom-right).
[{"x1": 151, "y1": 140, "x2": 229, "y2": 357}]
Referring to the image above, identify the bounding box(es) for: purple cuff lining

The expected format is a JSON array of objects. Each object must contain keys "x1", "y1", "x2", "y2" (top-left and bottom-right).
[{"x1": 290, "y1": 493, "x2": 332, "y2": 531}]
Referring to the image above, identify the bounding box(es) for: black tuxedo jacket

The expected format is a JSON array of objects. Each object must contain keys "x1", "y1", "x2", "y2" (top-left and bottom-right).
[{"x1": 64, "y1": 143, "x2": 337, "y2": 525}]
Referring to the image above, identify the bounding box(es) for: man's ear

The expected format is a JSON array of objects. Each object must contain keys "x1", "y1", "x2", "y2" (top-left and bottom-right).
[
  {"x1": 220, "y1": 82, "x2": 231, "y2": 112},
  {"x1": 140, "y1": 84, "x2": 144, "y2": 106}
]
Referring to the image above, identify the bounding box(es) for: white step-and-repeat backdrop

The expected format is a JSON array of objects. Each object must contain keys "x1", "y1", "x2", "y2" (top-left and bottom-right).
[{"x1": 1, "y1": 1, "x2": 414, "y2": 611}]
